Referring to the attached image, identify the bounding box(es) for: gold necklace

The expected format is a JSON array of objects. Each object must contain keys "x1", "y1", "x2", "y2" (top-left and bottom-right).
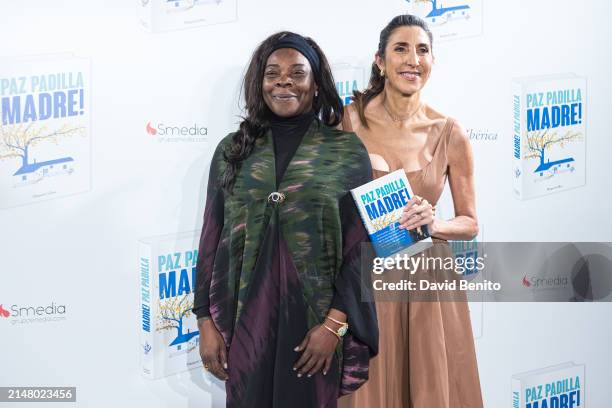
[{"x1": 382, "y1": 101, "x2": 422, "y2": 122}]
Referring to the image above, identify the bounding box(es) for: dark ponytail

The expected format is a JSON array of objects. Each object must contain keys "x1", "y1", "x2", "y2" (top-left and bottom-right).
[
  {"x1": 352, "y1": 14, "x2": 433, "y2": 128},
  {"x1": 221, "y1": 31, "x2": 343, "y2": 193}
]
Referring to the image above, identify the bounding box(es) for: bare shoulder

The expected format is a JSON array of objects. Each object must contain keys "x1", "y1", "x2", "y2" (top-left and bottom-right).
[
  {"x1": 420, "y1": 104, "x2": 449, "y2": 135},
  {"x1": 447, "y1": 119, "x2": 473, "y2": 166},
  {"x1": 448, "y1": 119, "x2": 470, "y2": 147},
  {"x1": 343, "y1": 103, "x2": 362, "y2": 132},
  {"x1": 422, "y1": 103, "x2": 446, "y2": 121},
  {"x1": 422, "y1": 104, "x2": 468, "y2": 146}
]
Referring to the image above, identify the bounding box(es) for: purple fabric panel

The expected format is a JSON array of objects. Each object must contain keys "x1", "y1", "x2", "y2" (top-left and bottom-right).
[
  {"x1": 193, "y1": 188, "x2": 224, "y2": 319},
  {"x1": 339, "y1": 334, "x2": 371, "y2": 396}
]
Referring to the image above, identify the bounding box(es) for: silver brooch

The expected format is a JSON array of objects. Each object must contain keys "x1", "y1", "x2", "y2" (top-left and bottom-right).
[{"x1": 267, "y1": 191, "x2": 286, "y2": 204}]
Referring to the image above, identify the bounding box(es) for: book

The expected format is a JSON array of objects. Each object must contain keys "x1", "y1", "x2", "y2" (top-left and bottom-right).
[
  {"x1": 351, "y1": 169, "x2": 432, "y2": 258},
  {"x1": 512, "y1": 74, "x2": 586, "y2": 200},
  {"x1": 0, "y1": 54, "x2": 91, "y2": 209},
  {"x1": 332, "y1": 62, "x2": 365, "y2": 107},
  {"x1": 449, "y1": 224, "x2": 484, "y2": 338},
  {"x1": 139, "y1": 231, "x2": 202, "y2": 379},
  {"x1": 402, "y1": 0, "x2": 483, "y2": 41},
  {"x1": 512, "y1": 362, "x2": 584, "y2": 408},
  {"x1": 140, "y1": 0, "x2": 237, "y2": 33}
]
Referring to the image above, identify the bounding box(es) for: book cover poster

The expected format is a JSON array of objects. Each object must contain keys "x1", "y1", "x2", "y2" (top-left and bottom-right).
[
  {"x1": 449, "y1": 225, "x2": 484, "y2": 338},
  {"x1": 0, "y1": 56, "x2": 91, "y2": 209},
  {"x1": 512, "y1": 362, "x2": 584, "y2": 408},
  {"x1": 139, "y1": 231, "x2": 202, "y2": 379},
  {"x1": 402, "y1": 0, "x2": 483, "y2": 41},
  {"x1": 141, "y1": 0, "x2": 238, "y2": 32},
  {"x1": 513, "y1": 74, "x2": 586, "y2": 200},
  {"x1": 332, "y1": 63, "x2": 366, "y2": 107}
]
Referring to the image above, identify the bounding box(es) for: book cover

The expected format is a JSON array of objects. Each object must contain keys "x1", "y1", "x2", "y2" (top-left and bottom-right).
[
  {"x1": 449, "y1": 225, "x2": 484, "y2": 338},
  {"x1": 139, "y1": 231, "x2": 202, "y2": 379},
  {"x1": 512, "y1": 74, "x2": 586, "y2": 200},
  {"x1": 332, "y1": 62, "x2": 365, "y2": 107},
  {"x1": 351, "y1": 169, "x2": 432, "y2": 258},
  {"x1": 512, "y1": 362, "x2": 584, "y2": 408},
  {"x1": 402, "y1": 0, "x2": 483, "y2": 41},
  {"x1": 0, "y1": 55, "x2": 91, "y2": 209},
  {"x1": 140, "y1": 0, "x2": 237, "y2": 33}
]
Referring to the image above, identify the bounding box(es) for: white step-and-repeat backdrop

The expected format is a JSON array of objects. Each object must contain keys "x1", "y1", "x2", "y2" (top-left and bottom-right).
[{"x1": 1, "y1": 0, "x2": 611, "y2": 407}]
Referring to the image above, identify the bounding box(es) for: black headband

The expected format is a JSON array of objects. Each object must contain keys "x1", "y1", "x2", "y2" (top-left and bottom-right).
[{"x1": 268, "y1": 33, "x2": 321, "y2": 80}]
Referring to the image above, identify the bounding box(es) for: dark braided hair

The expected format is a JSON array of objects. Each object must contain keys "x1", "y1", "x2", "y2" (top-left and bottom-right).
[
  {"x1": 221, "y1": 31, "x2": 343, "y2": 193},
  {"x1": 352, "y1": 14, "x2": 433, "y2": 128}
]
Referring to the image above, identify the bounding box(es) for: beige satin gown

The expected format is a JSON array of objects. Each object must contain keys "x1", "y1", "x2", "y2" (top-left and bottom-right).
[{"x1": 338, "y1": 103, "x2": 484, "y2": 408}]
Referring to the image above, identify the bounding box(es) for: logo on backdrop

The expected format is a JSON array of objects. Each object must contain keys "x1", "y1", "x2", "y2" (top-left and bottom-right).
[
  {"x1": 521, "y1": 276, "x2": 532, "y2": 287},
  {"x1": 465, "y1": 128, "x2": 498, "y2": 142},
  {"x1": 0, "y1": 56, "x2": 91, "y2": 209},
  {"x1": 521, "y1": 274, "x2": 569, "y2": 289},
  {"x1": 0, "y1": 304, "x2": 11, "y2": 318},
  {"x1": 332, "y1": 63, "x2": 366, "y2": 107},
  {"x1": 145, "y1": 121, "x2": 208, "y2": 143},
  {"x1": 0, "y1": 301, "x2": 67, "y2": 325}
]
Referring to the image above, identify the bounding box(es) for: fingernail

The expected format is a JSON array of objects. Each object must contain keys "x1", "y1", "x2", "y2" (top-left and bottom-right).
[
  {"x1": 307, "y1": 374, "x2": 311, "y2": 378},
  {"x1": 297, "y1": 373, "x2": 302, "y2": 378},
  {"x1": 223, "y1": 363, "x2": 228, "y2": 369},
  {"x1": 294, "y1": 346, "x2": 299, "y2": 351},
  {"x1": 293, "y1": 367, "x2": 297, "y2": 371},
  {"x1": 323, "y1": 371, "x2": 327, "y2": 376}
]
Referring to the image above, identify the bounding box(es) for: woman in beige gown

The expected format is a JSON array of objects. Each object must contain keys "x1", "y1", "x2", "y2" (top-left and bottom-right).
[{"x1": 338, "y1": 15, "x2": 484, "y2": 408}]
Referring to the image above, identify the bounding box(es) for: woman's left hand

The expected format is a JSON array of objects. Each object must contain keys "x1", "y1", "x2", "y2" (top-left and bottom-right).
[
  {"x1": 293, "y1": 325, "x2": 339, "y2": 377},
  {"x1": 399, "y1": 195, "x2": 435, "y2": 232}
]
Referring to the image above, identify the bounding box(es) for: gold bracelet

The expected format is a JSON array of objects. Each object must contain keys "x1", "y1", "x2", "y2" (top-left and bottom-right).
[
  {"x1": 322, "y1": 324, "x2": 341, "y2": 339},
  {"x1": 325, "y1": 316, "x2": 347, "y2": 326},
  {"x1": 197, "y1": 316, "x2": 211, "y2": 329}
]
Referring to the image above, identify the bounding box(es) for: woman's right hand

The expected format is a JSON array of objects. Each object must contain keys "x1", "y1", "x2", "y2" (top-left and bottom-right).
[
  {"x1": 198, "y1": 318, "x2": 229, "y2": 381},
  {"x1": 399, "y1": 195, "x2": 435, "y2": 232}
]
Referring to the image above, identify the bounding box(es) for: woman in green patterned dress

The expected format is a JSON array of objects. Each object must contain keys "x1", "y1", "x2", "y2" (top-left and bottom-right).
[{"x1": 192, "y1": 32, "x2": 378, "y2": 408}]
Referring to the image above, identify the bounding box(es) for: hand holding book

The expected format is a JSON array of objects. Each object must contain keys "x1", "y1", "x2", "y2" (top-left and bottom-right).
[
  {"x1": 398, "y1": 195, "x2": 435, "y2": 234},
  {"x1": 350, "y1": 169, "x2": 433, "y2": 259}
]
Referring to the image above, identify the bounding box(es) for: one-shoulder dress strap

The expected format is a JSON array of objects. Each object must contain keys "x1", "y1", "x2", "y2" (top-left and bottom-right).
[
  {"x1": 419, "y1": 117, "x2": 454, "y2": 182},
  {"x1": 434, "y1": 117, "x2": 455, "y2": 164},
  {"x1": 441, "y1": 116, "x2": 455, "y2": 145}
]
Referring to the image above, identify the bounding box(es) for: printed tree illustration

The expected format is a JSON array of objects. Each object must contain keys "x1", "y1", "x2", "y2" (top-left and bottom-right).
[
  {"x1": 410, "y1": 0, "x2": 434, "y2": 10},
  {"x1": 524, "y1": 129, "x2": 582, "y2": 169},
  {"x1": 0, "y1": 122, "x2": 85, "y2": 172},
  {"x1": 409, "y1": 0, "x2": 471, "y2": 20},
  {"x1": 157, "y1": 295, "x2": 199, "y2": 347}
]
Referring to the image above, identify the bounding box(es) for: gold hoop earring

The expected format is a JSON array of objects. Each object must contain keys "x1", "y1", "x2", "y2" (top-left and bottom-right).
[{"x1": 380, "y1": 68, "x2": 385, "y2": 77}]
